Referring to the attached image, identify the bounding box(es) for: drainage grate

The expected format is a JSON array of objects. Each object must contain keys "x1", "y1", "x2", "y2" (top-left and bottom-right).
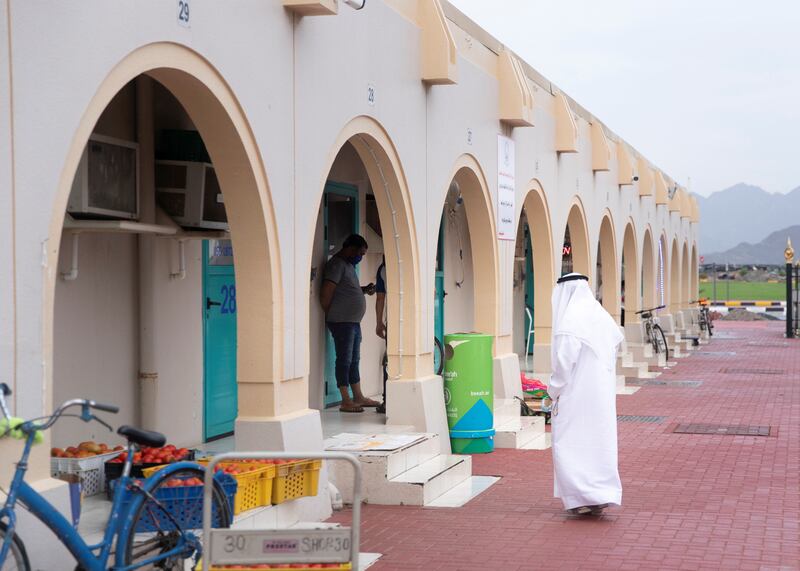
[
  {"x1": 628, "y1": 380, "x2": 703, "y2": 388},
  {"x1": 617, "y1": 415, "x2": 666, "y2": 423},
  {"x1": 746, "y1": 342, "x2": 789, "y2": 348},
  {"x1": 673, "y1": 423, "x2": 772, "y2": 436},
  {"x1": 695, "y1": 351, "x2": 737, "y2": 356},
  {"x1": 721, "y1": 368, "x2": 784, "y2": 375}
]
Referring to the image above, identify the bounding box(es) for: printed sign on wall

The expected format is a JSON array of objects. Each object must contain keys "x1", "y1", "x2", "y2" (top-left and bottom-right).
[{"x1": 497, "y1": 135, "x2": 516, "y2": 240}]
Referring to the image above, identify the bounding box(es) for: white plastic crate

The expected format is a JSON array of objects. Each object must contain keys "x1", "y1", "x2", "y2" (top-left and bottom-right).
[{"x1": 51, "y1": 450, "x2": 121, "y2": 496}]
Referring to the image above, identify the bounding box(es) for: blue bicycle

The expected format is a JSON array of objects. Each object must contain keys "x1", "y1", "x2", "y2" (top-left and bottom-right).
[{"x1": 0, "y1": 383, "x2": 232, "y2": 570}]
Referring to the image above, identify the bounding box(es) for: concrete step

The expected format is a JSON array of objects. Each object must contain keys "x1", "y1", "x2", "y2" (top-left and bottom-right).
[
  {"x1": 494, "y1": 397, "x2": 521, "y2": 428},
  {"x1": 495, "y1": 415, "x2": 546, "y2": 449},
  {"x1": 617, "y1": 361, "x2": 650, "y2": 379},
  {"x1": 618, "y1": 351, "x2": 634, "y2": 367},
  {"x1": 388, "y1": 455, "x2": 473, "y2": 506},
  {"x1": 629, "y1": 342, "x2": 667, "y2": 368},
  {"x1": 425, "y1": 475, "x2": 500, "y2": 508},
  {"x1": 520, "y1": 432, "x2": 552, "y2": 450},
  {"x1": 326, "y1": 432, "x2": 474, "y2": 506}
]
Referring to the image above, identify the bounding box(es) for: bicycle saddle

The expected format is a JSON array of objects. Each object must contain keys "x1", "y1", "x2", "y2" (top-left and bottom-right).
[
  {"x1": 641, "y1": 312, "x2": 652, "y2": 319},
  {"x1": 117, "y1": 425, "x2": 166, "y2": 448}
]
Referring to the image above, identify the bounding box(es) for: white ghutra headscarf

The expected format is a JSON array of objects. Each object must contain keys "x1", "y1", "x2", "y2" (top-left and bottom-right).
[{"x1": 551, "y1": 273, "x2": 624, "y2": 370}]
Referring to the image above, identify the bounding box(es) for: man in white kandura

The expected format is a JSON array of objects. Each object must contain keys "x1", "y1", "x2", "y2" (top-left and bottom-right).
[{"x1": 549, "y1": 273, "x2": 624, "y2": 516}]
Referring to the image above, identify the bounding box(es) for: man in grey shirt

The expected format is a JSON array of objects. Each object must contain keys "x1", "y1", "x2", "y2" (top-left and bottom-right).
[{"x1": 320, "y1": 234, "x2": 379, "y2": 412}]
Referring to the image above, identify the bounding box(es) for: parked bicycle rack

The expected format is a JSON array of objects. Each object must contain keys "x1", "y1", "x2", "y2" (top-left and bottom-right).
[{"x1": 202, "y1": 451, "x2": 362, "y2": 571}]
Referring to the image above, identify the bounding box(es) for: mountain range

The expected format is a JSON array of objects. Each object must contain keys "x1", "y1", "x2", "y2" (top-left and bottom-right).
[
  {"x1": 697, "y1": 183, "x2": 800, "y2": 257},
  {"x1": 695, "y1": 183, "x2": 800, "y2": 257},
  {"x1": 702, "y1": 225, "x2": 800, "y2": 265}
]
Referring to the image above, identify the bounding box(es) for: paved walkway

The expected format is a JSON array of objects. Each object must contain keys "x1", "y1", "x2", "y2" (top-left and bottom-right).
[{"x1": 331, "y1": 322, "x2": 800, "y2": 570}]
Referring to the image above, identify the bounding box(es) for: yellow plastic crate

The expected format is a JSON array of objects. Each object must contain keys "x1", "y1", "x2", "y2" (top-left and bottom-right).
[
  {"x1": 144, "y1": 461, "x2": 276, "y2": 515},
  {"x1": 198, "y1": 562, "x2": 351, "y2": 570},
  {"x1": 197, "y1": 459, "x2": 277, "y2": 515},
  {"x1": 272, "y1": 459, "x2": 322, "y2": 505}
]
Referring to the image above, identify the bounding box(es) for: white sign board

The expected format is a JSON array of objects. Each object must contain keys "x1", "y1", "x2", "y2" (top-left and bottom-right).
[
  {"x1": 209, "y1": 528, "x2": 351, "y2": 565},
  {"x1": 497, "y1": 135, "x2": 515, "y2": 240}
]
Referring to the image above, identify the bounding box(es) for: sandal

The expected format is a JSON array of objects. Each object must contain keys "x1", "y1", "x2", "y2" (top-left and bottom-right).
[
  {"x1": 570, "y1": 506, "x2": 593, "y2": 515},
  {"x1": 355, "y1": 398, "x2": 381, "y2": 408},
  {"x1": 590, "y1": 504, "x2": 609, "y2": 515},
  {"x1": 339, "y1": 404, "x2": 364, "y2": 413}
]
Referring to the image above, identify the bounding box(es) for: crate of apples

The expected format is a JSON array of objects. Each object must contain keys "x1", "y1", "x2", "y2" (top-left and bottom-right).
[
  {"x1": 107, "y1": 444, "x2": 192, "y2": 466},
  {"x1": 51, "y1": 441, "x2": 124, "y2": 459},
  {"x1": 105, "y1": 444, "x2": 195, "y2": 496}
]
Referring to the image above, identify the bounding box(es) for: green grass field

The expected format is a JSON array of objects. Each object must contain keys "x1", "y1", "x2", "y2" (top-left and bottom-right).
[{"x1": 699, "y1": 281, "x2": 785, "y2": 301}]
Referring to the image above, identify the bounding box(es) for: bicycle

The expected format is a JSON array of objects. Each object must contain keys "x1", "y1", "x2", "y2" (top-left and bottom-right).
[
  {"x1": 0, "y1": 383, "x2": 232, "y2": 571},
  {"x1": 635, "y1": 305, "x2": 669, "y2": 357},
  {"x1": 692, "y1": 299, "x2": 714, "y2": 337}
]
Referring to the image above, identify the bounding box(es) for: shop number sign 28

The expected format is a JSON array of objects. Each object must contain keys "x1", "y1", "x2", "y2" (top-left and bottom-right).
[{"x1": 220, "y1": 285, "x2": 236, "y2": 314}]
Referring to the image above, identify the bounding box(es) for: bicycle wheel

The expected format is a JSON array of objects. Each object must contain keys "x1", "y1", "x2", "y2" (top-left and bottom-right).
[
  {"x1": 122, "y1": 467, "x2": 232, "y2": 570},
  {"x1": 645, "y1": 323, "x2": 658, "y2": 354},
  {"x1": 0, "y1": 521, "x2": 30, "y2": 571},
  {"x1": 653, "y1": 324, "x2": 669, "y2": 357},
  {"x1": 434, "y1": 337, "x2": 445, "y2": 376}
]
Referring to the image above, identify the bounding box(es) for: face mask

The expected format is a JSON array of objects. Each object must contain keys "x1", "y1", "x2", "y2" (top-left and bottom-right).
[{"x1": 348, "y1": 255, "x2": 363, "y2": 266}]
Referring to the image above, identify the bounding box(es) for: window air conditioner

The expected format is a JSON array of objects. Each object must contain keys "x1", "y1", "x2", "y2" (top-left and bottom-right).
[
  {"x1": 67, "y1": 134, "x2": 139, "y2": 220},
  {"x1": 155, "y1": 160, "x2": 228, "y2": 230}
]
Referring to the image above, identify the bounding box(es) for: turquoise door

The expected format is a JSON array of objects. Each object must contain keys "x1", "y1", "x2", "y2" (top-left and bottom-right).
[
  {"x1": 524, "y1": 223, "x2": 535, "y2": 354},
  {"x1": 434, "y1": 217, "x2": 445, "y2": 372},
  {"x1": 203, "y1": 240, "x2": 237, "y2": 440},
  {"x1": 323, "y1": 182, "x2": 359, "y2": 407}
]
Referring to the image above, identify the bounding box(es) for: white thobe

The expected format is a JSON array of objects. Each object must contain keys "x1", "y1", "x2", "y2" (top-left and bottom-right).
[{"x1": 549, "y1": 334, "x2": 622, "y2": 510}]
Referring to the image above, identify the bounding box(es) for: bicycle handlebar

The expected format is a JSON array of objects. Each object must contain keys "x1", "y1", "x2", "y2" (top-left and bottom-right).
[
  {"x1": 89, "y1": 401, "x2": 120, "y2": 414},
  {"x1": 0, "y1": 383, "x2": 118, "y2": 434},
  {"x1": 635, "y1": 305, "x2": 666, "y2": 315}
]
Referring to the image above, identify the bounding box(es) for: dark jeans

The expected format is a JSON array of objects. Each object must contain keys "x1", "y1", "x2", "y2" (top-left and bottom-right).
[{"x1": 326, "y1": 322, "x2": 362, "y2": 388}]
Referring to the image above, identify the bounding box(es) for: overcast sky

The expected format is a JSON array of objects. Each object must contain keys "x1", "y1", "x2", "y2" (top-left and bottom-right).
[{"x1": 448, "y1": 0, "x2": 800, "y2": 197}]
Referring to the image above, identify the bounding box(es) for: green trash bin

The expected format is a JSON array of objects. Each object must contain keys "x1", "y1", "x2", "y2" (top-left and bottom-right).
[{"x1": 443, "y1": 332, "x2": 494, "y2": 454}]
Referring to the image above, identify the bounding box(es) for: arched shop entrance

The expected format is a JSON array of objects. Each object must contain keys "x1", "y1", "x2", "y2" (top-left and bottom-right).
[
  {"x1": 669, "y1": 239, "x2": 681, "y2": 315},
  {"x1": 659, "y1": 234, "x2": 669, "y2": 308},
  {"x1": 682, "y1": 241, "x2": 691, "y2": 308},
  {"x1": 561, "y1": 201, "x2": 591, "y2": 278},
  {"x1": 691, "y1": 243, "x2": 699, "y2": 302},
  {"x1": 595, "y1": 212, "x2": 619, "y2": 322},
  {"x1": 435, "y1": 156, "x2": 499, "y2": 368},
  {"x1": 308, "y1": 117, "x2": 421, "y2": 421},
  {"x1": 45, "y1": 44, "x2": 282, "y2": 449},
  {"x1": 641, "y1": 227, "x2": 657, "y2": 311},
  {"x1": 622, "y1": 220, "x2": 640, "y2": 325},
  {"x1": 512, "y1": 182, "x2": 554, "y2": 374}
]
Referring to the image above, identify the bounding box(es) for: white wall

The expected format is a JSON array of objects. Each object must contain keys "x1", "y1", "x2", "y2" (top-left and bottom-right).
[
  {"x1": 442, "y1": 200, "x2": 476, "y2": 335},
  {"x1": 53, "y1": 233, "x2": 139, "y2": 448},
  {"x1": 0, "y1": 0, "x2": 15, "y2": 406}
]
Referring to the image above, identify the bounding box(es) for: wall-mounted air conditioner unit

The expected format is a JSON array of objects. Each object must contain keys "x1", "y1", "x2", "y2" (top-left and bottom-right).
[
  {"x1": 155, "y1": 160, "x2": 228, "y2": 230},
  {"x1": 67, "y1": 134, "x2": 139, "y2": 220}
]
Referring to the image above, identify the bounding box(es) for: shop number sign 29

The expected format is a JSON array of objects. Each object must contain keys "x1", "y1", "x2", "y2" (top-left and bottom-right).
[
  {"x1": 177, "y1": 0, "x2": 190, "y2": 27},
  {"x1": 220, "y1": 285, "x2": 236, "y2": 314}
]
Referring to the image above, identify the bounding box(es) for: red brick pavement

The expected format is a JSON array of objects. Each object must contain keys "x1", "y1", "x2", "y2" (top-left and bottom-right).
[{"x1": 330, "y1": 322, "x2": 800, "y2": 570}]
